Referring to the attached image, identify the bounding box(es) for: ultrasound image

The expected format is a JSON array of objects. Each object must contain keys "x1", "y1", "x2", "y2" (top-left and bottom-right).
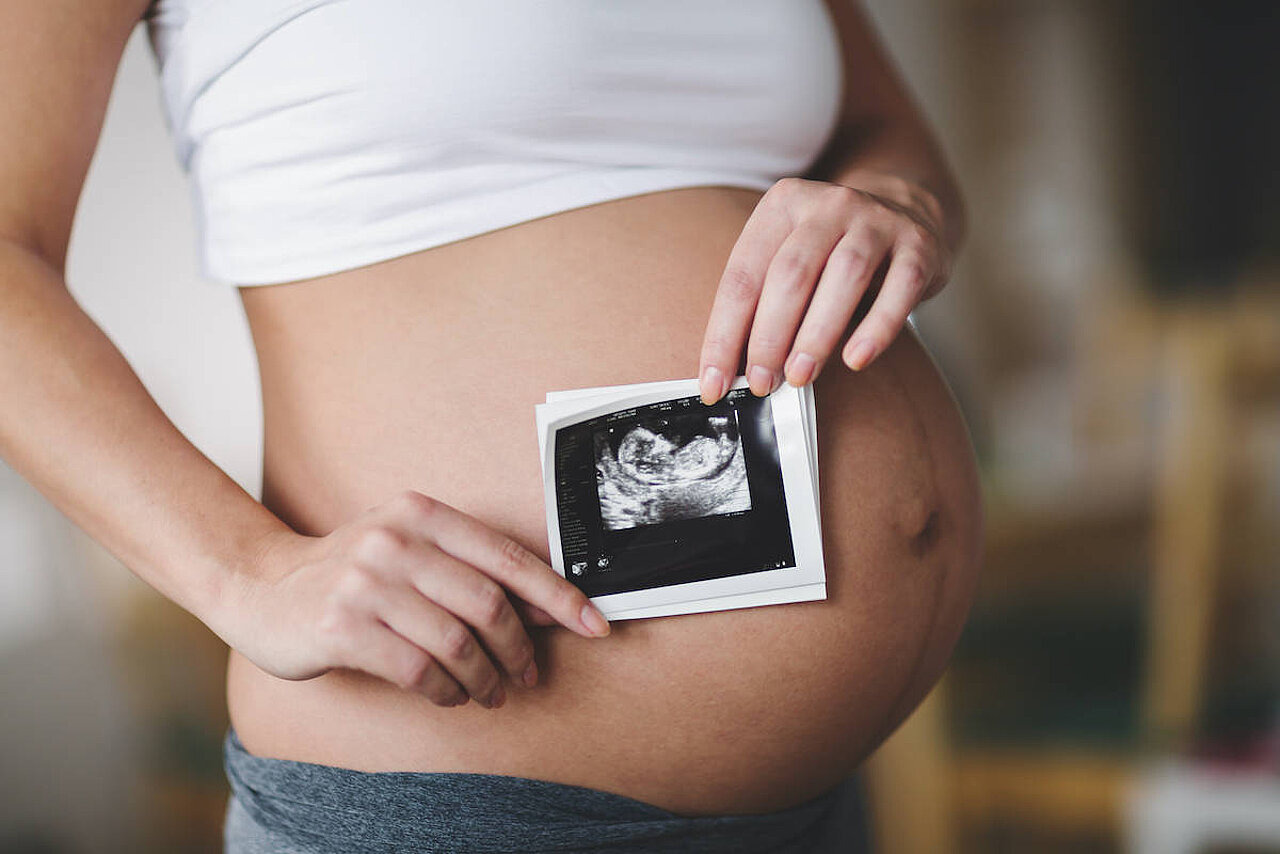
[
  {"x1": 552, "y1": 388, "x2": 795, "y2": 597},
  {"x1": 594, "y1": 412, "x2": 752, "y2": 531}
]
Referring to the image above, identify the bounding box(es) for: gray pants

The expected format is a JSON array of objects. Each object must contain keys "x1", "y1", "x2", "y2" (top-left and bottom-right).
[{"x1": 223, "y1": 726, "x2": 871, "y2": 853}]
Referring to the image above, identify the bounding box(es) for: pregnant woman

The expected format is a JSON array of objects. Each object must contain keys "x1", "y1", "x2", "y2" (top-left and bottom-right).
[{"x1": 0, "y1": 1, "x2": 982, "y2": 851}]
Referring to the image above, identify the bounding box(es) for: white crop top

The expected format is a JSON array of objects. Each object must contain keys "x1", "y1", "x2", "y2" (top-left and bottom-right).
[{"x1": 144, "y1": 1, "x2": 845, "y2": 285}]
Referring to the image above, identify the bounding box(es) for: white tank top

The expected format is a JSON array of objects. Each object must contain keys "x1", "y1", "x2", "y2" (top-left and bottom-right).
[{"x1": 144, "y1": 1, "x2": 845, "y2": 285}]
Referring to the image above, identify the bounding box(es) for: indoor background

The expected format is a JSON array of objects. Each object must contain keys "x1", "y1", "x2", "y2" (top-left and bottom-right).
[{"x1": 1, "y1": 1, "x2": 1277, "y2": 852}]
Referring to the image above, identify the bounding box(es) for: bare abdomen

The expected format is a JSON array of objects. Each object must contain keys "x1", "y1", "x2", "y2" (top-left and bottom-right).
[{"x1": 225, "y1": 186, "x2": 983, "y2": 816}]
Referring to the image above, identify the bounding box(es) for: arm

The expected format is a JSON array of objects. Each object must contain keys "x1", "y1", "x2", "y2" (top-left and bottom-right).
[
  {"x1": 0, "y1": 0, "x2": 271, "y2": 626},
  {"x1": 1, "y1": 1, "x2": 607, "y2": 709},
  {"x1": 697, "y1": 0, "x2": 965, "y2": 403}
]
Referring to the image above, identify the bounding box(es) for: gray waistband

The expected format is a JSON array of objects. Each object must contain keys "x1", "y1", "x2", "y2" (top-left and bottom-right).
[{"x1": 223, "y1": 726, "x2": 869, "y2": 853}]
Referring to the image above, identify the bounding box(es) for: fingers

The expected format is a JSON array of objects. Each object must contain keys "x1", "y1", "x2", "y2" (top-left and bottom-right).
[
  {"x1": 515, "y1": 600, "x2": 558, "y2": 627},
  {"x1": 702, "y1": 176, "x2": 952, "y2": 390},
  {"x1": 321, "y1": 609, "x2": 467, "y2": 708},
  {"x1": 781, "y1": 228, "x2": 884, "y2": 387},
  {"x1": 698, "y1": 196, "x2": 792, "y2": 404},
  {"x1": 842, "y1": 243, "x2": 933, "y2": 370},
  {"x1": 390, "y1": 491, "x2": 610, "y2": 640},
  {"x1": 372, "y1": 581, "x2": 509, "y2": 708},
  {"x1": 743, "y1": 224, "x2": 845, "y2": 396},
  {"x1": 400, "y1": 547, "x2": 539, "y2": 690},
  {"x1": 319, "y1": 526, "x2": 527, "y2": 707}
]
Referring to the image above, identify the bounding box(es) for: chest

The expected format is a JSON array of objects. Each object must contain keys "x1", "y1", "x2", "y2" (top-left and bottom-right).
[{"x1": 148, "y1": 0, "x2": 844, "y2": 167}]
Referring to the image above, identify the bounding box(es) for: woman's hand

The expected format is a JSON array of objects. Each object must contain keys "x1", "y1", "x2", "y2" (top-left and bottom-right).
[
  {"x1": 698, "y1": 173, "x2": 954, "y2": 403},
  {"x1": 221, "y1": 490, "x2": 611, "y2": 710}
]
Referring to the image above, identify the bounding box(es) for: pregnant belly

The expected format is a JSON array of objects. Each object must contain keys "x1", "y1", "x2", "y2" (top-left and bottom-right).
[{"x1": 227, "y1": 186, "x2": 983, "y2": 816}]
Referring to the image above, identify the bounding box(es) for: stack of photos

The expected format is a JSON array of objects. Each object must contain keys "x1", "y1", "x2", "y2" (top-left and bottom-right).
[{"x1": 535, "y1": 375, "x2": 825, "y2": 620}]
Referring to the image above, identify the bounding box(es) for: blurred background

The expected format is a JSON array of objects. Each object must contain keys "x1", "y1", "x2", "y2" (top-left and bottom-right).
[{"x1": 1, "y1": 1, "x2": 1276, "y2": 851}]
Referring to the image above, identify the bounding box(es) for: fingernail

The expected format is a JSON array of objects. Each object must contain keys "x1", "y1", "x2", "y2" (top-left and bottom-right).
[
  {"x1": 581, "y1": 603, "x2": 611, "y2": 637},
  {"x1": 488, "y1": 685, "x2": 506, "y2": 709},
  {"x1": 787, "y1": 352, "x2": 816, "y2": 386},
  {"x1": 700, "y1": 365, "x2": 725, "y2": 404},
  {"x1": 522, "y1": 660, "x2": 538, "y2": 688},
  {"x1": 847, "y1": 340, "x2": 876, "y2": 371},
  {"x1": 747, "y1": 365, "x2": 775, "y2": 396}
]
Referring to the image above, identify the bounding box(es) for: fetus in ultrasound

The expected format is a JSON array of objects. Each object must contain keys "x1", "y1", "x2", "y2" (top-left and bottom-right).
[{"x1": 594, "y1": 413, "x2": 752, "y2": 531}]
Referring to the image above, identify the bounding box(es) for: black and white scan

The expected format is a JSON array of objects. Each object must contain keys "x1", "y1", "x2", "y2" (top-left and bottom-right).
[
  {"x1": 594, "y1": 411, "x2": 752, "y2": 531},
  {"x1": 550, "y1": 387, "x2": 796, "y2": 598}
]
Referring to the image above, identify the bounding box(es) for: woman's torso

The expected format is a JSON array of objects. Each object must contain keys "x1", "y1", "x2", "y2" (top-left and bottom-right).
[
  {"x1": 228, "y1": 185, "x2": 984, "y2": 816},
  {"x1": 149, "y1": 0, "x2": 985, "y2": 819}
]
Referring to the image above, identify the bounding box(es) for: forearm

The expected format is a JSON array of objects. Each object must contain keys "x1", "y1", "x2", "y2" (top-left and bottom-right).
[{"x1": 0, "y1": 239, "x2": 290, "y2": 639}]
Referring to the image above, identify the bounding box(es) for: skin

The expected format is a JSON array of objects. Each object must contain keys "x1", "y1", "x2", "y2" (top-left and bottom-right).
[{"x1": 0, "y1": 0, "x2": 981, "y2": 816}]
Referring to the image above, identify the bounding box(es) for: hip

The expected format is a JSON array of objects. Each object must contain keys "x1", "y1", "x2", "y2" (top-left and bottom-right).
[{"x1": 222, "y1": 724, "x2": 871, "y2": 854}]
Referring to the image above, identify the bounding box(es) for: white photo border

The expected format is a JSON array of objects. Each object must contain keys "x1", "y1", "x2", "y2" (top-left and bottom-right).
[{"x1": 536, "y1": 376, "x2": 825, "y2": 619}]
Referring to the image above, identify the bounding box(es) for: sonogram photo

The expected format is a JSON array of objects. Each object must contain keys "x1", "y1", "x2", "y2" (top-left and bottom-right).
[
  {"x1": 550, "y1": 387, "x2": 796, "y2": 598},
  {"x1": 593, "y1": 410, "x2": 752, "y2": 531}
]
